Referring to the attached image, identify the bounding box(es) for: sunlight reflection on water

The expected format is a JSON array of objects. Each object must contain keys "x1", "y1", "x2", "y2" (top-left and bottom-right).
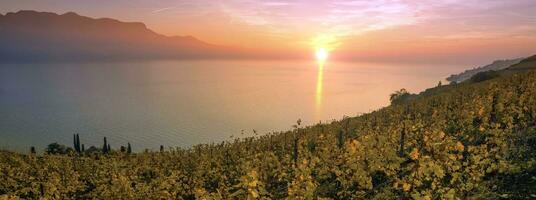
[{"x1": 315, "y1": 60, "x2": 325, "y2": 121}]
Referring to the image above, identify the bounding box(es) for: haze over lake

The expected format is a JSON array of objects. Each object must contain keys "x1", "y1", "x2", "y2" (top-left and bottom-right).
[{"x1": 0, "y1": 60, "x2": 462, "y2": 152}]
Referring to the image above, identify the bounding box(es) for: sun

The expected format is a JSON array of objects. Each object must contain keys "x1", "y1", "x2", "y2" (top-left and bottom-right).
[{"x1": 316, "y1": 48, "x2": 328, "y2": 61}]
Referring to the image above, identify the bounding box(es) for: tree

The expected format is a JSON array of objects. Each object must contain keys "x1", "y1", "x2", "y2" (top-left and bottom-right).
[
  {"x1": 389, "y1": 88, "x2": 411, "y2": 105},
  {"x1": 338, "y1": 129, "x2": 345, "y2": 149},
  {"x1": 127, "y1": 143, "x2": 132, "y2": 154},
  {"x1": 76, "y1": 134, "x2": 80, "y2": 152},
  {"x1": 103, "y1": 137, "x2": 108, "y2": 154},
  {"x1": 470, "y1": 70, "x2": 500, "y2": 82},
  {"x1": 45, "y1": 142, "x2": 73, "y2": 155},
  {"x1": 85, "y1": 146, "x2": 100, "y2": 154},
  {"x1": 73, "y1": 134, "x2": 77, "y2": 152},
  {"x1": 73, "y1": 134, "x2": 81, "y2": 153}
]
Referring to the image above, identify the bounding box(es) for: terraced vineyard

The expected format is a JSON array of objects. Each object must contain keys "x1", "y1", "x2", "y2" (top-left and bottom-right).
[{"x1": 1, "y1": 68, "x2": 536, "y2": 199}]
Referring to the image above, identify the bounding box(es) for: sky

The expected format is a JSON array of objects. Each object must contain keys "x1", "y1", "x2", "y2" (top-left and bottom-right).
[{"x1": 1, "y1": 0, "x2": 536, "y2": 64}]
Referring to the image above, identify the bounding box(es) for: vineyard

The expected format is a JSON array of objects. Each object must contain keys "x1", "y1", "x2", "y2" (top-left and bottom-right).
[{"x1": 1, "y1": 68, "x2": 536, "y2": 199}]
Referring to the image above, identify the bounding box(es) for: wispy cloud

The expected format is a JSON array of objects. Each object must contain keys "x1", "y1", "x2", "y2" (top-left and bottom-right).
[
  {"x1": 261, "y1": 2, "x2": 295, "y2": 7},
  {"x1": 6, "y1": 0, "x2": 534, "y2": 52},
  {"x1": 151, "y1": 7, "x2": 175, "y2": 14},
  {"x1": 140, "y1": 0, "x2": 536, "y2": 49},
  {"x1": 212, "y1": 0, "x2": 427, "y2": 46}
]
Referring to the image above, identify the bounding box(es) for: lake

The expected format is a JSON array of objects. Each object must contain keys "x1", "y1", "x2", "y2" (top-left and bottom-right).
[{"x1": 0, "y1": 60, "x2": 463, "y2": 152}]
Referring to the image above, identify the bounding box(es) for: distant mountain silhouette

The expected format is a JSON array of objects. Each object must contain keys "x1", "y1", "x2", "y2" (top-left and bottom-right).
[
  {"x1": 446, "y1": 57, "x2": 525, "y2": 83},
  {"x1": 0, "y1": 10, "x2": 248, "y2": 62}
]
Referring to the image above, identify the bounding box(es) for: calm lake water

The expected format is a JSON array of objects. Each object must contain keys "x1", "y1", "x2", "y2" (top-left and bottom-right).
[{"x1": 0, "y1": 60, "x2": 463, "y2": 152}]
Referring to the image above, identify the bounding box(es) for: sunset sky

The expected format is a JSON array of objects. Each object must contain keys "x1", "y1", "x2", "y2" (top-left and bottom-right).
[{"x1": 2, "y1": 0, "x2": 536, "y2": 64}]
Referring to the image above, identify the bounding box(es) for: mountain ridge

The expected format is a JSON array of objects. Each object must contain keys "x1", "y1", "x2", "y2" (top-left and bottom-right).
[{"x1": 0, "y1": 10, "x2": 246, "y2": 62}]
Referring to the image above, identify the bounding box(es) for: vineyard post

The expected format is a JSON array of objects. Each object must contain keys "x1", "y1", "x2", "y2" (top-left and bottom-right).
[
  {"x1": 398, "y1": 126, "x2": 405, "y2": 157},
  {"x1": 269, "y1": 135, "x2": 273, "y2": 151},
  {"x1": 399, "y1": 106, "x2": 410, "y2": 157},
  {"x1": 338, "y1": 129, "x2": 344, "y2": 149},
  {"x1": 284, "y1": 132, "x2": 287, "y2": 152},
  {"x1": 293, "y1": 137, "x2": 298, "y2": 166}
]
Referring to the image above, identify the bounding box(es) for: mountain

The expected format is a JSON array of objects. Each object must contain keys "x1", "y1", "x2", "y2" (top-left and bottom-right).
[
  {"x1": 446, "y1": 57, "x2": 524, "y2": 83},
  {"x1": 0, "y1": 10, "x2": 240, "y2": 62}
]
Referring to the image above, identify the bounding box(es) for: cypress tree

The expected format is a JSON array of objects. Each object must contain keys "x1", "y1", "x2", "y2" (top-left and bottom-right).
[
  {"x1": 127, "y1": 143, "x2": 132, "y2": 154},
  {"x1": 160, "y1": 145, "x2": 164, "y2": 152},
  {"x1": 30, "y1": 146, "x2": 36, "y2": 154},
  {"x1": 108, "y1": 144, "x2": 111, "y2": 153},
  {"x1": 120, "y1": 146, "x2": 126, "y2": 153},
  {"x1": 81, "y1": 144, "x2": 85, "y2": 152},
  {"x1": 76, "y1": 134, "x2": 81, "y2": 153},
  {"x1": 103, "y1": 137, "x2": 108, "y2": 154},
  {"x1": 73, "y1": 134, "x2": 78, "y2": 152}
]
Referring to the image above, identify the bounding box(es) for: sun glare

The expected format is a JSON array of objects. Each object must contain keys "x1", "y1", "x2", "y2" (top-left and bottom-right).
[
  {"x1": 311, "y1": 34, "x2": 338, "y2": 62},
  {"x1": 316, "y1": 48, "x2": 328, "y2": 61}
]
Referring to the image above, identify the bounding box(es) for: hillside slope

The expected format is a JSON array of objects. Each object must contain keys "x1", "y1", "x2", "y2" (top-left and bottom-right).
[
  {"x1": 446, "y1": 57, "x2": 524, "y2": 83},
  {"x1": 1, "y1": 70, "x2": 535, "y2": 198},
  {"x1": 507, "y1": 55, "x2": 536, "y2": 71}
]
